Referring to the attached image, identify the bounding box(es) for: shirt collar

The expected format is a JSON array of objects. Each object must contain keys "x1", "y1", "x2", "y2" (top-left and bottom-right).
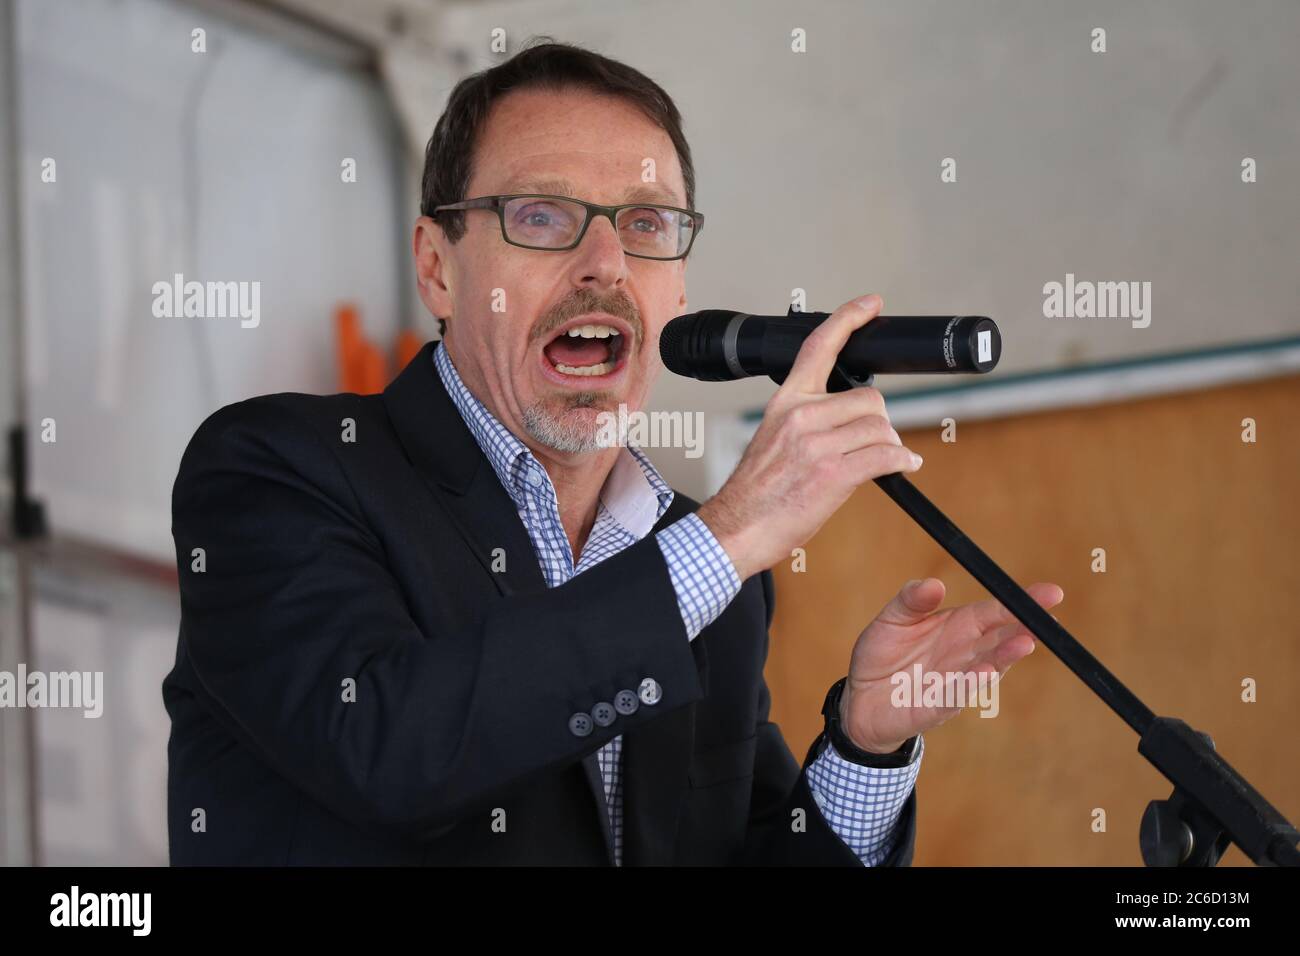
[{"x1": 432, "y1": 341, "x2": 672, "y2": 539}]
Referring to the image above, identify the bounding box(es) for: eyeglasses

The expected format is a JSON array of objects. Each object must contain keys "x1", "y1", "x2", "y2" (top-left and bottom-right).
[{"x1": 430, "y1": 194, "x2": 704, "y2": 261}]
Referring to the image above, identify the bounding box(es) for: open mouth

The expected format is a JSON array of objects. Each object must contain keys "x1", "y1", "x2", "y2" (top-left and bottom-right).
[{"x1": 540, "y1": 320, "x2": 630, "y2": 380}]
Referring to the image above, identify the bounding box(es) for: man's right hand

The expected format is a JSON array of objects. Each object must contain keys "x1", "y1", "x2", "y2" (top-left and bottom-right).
[{"x1": 696, "y1": 294, "x2": 923, "y2": 581}]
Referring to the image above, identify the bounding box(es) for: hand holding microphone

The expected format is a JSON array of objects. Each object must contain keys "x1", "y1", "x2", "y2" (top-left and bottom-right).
[{"x1": 694, "y1": 294, "x2": 924, "y2": 580}]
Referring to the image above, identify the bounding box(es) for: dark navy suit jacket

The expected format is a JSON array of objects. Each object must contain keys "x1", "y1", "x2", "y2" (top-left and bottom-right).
[{"x1": 162, "y1": 341, "x2": 917, "y2": 865}]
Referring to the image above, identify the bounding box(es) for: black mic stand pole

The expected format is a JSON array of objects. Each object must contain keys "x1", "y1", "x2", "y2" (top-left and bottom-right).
[{"x1": 867, "y1": 461, "x2": 1299, "y2": 866}]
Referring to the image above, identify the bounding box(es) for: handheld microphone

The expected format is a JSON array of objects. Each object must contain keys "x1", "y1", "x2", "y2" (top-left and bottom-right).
[{"x1": 659, "y1": 307, "x2": 1000, "y2": 391}]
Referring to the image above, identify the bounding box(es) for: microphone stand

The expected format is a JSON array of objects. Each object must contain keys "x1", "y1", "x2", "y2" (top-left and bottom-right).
[
  {"x1": 869, "y1": 466, "x2": 1300, "y2": 866},
  {"x1": 699, "y1": 307, "x2": 1298, "y2": 865}
]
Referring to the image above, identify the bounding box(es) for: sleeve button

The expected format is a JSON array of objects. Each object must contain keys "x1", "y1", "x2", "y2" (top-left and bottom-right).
[
  {"x1": 591, "y1": 702, "x2": 616, "y2": 727},
  {"x1": 568, "y1": 712, "x2": 594, "y2": 737}
]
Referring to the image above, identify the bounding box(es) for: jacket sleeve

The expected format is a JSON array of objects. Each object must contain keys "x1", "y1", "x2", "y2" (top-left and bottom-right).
[
  {"x1": 170, "y1": 396, "x2": 704, "y2": 843},
  {"x1": 737, "y1": 569, "x2": 917, "y2": 865}
]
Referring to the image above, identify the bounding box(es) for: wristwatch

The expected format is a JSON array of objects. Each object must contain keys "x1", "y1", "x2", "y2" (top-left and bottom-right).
[{"x1": 820, "y1": 676, "x2": 920, "y2": 768}]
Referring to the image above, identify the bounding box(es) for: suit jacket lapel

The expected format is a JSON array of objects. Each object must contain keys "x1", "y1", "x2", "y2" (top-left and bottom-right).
[{"x1": 381, "y1": 341, "x2": 544, "y2": 597}]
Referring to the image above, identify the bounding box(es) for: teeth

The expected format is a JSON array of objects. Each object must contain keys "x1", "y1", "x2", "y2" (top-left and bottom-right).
[
  {"x1": 565, "y1": 324, "x2": 618, "y2": 339},
  {"x1": 554, "y1": 361, "x2": 614, "y2": 376}
]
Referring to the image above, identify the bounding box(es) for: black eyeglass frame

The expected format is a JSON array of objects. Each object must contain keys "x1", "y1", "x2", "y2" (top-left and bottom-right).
[{"x1": 429, "y1": 193, "x2": 705, "y2": 261}]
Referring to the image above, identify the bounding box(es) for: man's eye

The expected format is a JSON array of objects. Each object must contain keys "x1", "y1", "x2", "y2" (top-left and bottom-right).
[
  {"x1": 624, "y1": 208, "x2": 665, "y2": 232},
  {"x1": 514, "y1": 203, "x2": 571, "y2": 227},
  {"x1": 519, "y1": 207, "x2": 554, "y2": 225}
]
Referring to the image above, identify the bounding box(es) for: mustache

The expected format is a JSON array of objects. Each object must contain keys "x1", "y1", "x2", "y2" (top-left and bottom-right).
[{"x1": 529, "y1": 290, "x2": 643, "y2": 349}]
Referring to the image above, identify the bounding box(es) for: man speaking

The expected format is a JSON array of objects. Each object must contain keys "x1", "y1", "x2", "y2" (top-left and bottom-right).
[{"x1": 162, "y1": 39, "x2": 1062, "y2": 866}]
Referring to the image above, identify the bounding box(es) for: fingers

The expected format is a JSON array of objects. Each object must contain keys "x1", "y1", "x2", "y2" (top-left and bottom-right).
[
  {"x1": 908, "y1": 595, "x2": 1047, "y2": 715},
  {"x1": 769, "y1": 383, "x2": 888, "y2": 430},
  {"x1": 961, "y1": 585, "x2": 1058, "y2": 674},
  {"x1": 764, "y1": 389, "x2": 888, "y2": 446},
  {"x1": 780, "y1": 294, "x2": 882, "y2": 395},
  {"x1": 842, "y1": 439, "x2": 923, "y2": 481},
  {"x1": 971, "y1": 582, "x2": 1064, "y2": 631},
  {"x1": 874, "y1": 577, "x2": 946, "y2": 627},
  {"x1": 990, "y1": 632, "x2": 1036, "y2": 674},
  {"x1": 973, "y1": 620, "x2": 1037, "y2": 665},
  {"x1": 781, "y1": 408, "x2": 918, "y2": 487},
  {"x1": 764, "y1": 384, "x2": 916, "y2": 478},
  {"x1": 969, "y1": 601, "x2": 1048, "y2": 671},
  {"x1": 755, "y1": 297, "x2": 917, "y2": 493},
  {"x1": 822, "y1": 414, "x2": 900, "y2": 455}
]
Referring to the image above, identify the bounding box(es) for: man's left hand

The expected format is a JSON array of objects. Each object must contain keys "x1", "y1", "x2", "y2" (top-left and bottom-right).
[{"x1": 839, "y1": 578, "x2": 1065, "y2": 753}]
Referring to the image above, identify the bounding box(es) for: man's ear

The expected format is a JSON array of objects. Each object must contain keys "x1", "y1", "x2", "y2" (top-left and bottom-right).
[{"x1": 413, "y1": 216, "x2": 454, "y2": 319}]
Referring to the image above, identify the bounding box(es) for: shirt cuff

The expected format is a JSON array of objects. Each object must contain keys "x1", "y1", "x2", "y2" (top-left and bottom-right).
[
  {"x1": 805, "y1": 733, "x2": 924, "y2": 866},
  {"x1": 654, "y1": 512, "x2": 742, "y2": 641}
]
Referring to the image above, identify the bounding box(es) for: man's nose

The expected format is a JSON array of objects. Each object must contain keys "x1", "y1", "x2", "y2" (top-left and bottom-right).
[{"x1": 569, "y1": 215, "x2": 628, "y2": 288}]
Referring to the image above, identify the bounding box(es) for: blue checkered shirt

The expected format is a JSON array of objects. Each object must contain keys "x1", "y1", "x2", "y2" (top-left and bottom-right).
[{"x1": 433, "y1": 342, "x2": 921, "y2": 865}]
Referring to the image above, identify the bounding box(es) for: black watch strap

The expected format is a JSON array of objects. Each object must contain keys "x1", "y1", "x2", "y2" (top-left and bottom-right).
[{"x1": 821, "y1": 676, "x2": 920, "y2": 769}]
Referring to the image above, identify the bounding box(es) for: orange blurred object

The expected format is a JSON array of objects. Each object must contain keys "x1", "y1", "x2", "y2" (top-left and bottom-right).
[
  {"x1": 335, "y1": 304, "x2": 387, "y2": 394},
  {"x1": 336, "y1": 305, "x2": 429, "y2": 393}
]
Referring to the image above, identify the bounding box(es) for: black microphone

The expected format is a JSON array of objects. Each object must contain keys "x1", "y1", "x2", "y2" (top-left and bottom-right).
[{"x1": 659, "y1": 307, "x2": 1000, "y2": 391}]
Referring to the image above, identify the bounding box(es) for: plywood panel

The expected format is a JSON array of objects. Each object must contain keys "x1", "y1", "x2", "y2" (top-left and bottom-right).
[{"x1": 766, "y1": 373, "x2": 1300, "y2": 865}]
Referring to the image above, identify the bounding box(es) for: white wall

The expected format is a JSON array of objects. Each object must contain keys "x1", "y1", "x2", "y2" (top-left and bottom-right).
[{"x1": 18, "y1": 0, "x2": 409, "y2": 560}]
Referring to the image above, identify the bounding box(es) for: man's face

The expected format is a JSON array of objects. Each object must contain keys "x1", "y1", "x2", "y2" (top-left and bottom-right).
[{"x1": 414, "y1": 87, "x2": 691, "y2": 456}]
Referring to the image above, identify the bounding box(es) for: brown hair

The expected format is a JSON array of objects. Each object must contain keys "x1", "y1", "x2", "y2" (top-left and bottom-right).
[{"x1": 419, "y1": 37, "x2": 697, "y2": 336}]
